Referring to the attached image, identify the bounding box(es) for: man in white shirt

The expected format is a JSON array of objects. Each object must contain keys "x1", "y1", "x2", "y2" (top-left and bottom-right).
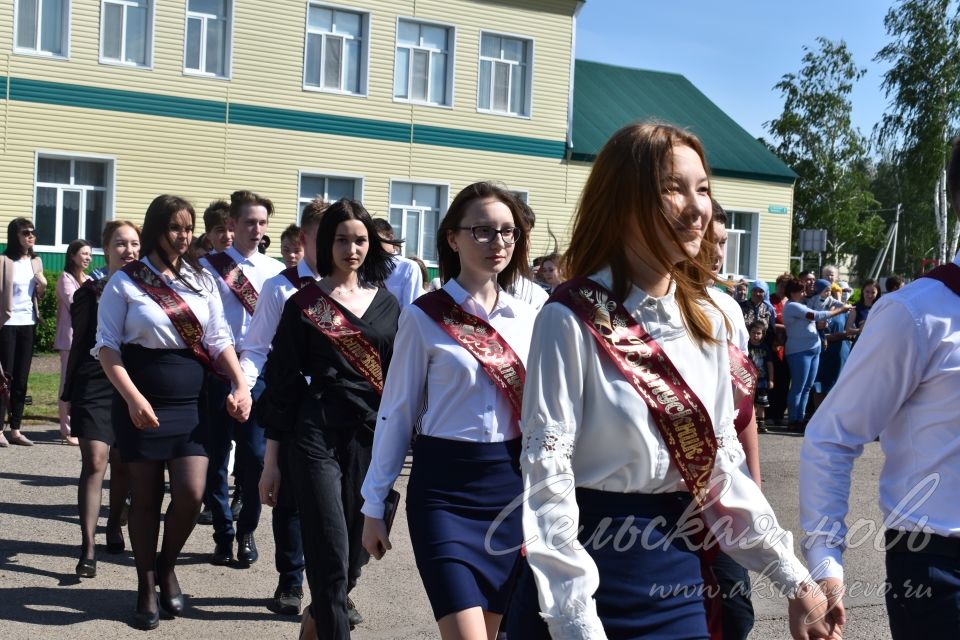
[
  {"x1": 800, "y1": 137, "x2": 960, "y2": 639},
  {"x1": 371, "y1": 218, "x2": 424, "y2": 309},
  {"x1": 202, "y1": 190, "x2": 283, "y2": 569},
  {"x1": 237, "y1": 199, "x2": 324, "y2": 617}
]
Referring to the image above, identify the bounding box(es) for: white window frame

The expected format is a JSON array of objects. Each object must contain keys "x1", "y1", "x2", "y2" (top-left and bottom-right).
[
  {"x1": 476, "y1": 29, "x2": 534, "y2": 119},
  {"x1": 32, "y1": 150, "x2": 116, "y2": 253},
  {"x1": 182, "y1": 0, "x2": 233, "y2": 79},
  {"x1": 510, "y1": 189, "x2": 529, "y2": 204},
  {"x1": 724, "y1": 209, "x2": 760, "y2": 279},
  {"x1": 296, "y1": 170, "x2": 364, "y2": 222},
  {"x1": 302, "y1": 2, "x2": 370, "y2": 97},
  {"x1": 392, "y1": 17, "x2": 456, "y2": 108},
  {"x1": 99, "y1": 0, "x2": 155, "y2": 69},
  {"x1": 13, "y1": 0, "x2": 71, "y2": 59},
  {"x1": 387, "y1": 179, "x2": 449, "y2": 267}
]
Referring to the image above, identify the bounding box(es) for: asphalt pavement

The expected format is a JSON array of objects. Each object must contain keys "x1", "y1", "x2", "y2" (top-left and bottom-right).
[{"x1": 0, "y1": 423, "x2": 893, "y2": 639}]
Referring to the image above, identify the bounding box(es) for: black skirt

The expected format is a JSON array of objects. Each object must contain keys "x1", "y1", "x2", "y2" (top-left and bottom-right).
[
  {"x1": 70, "y1": 361, "x2": 115, "y2": 445},
  {"x1": 114, "y1": 344, "x2": 207, "y2": 462}
]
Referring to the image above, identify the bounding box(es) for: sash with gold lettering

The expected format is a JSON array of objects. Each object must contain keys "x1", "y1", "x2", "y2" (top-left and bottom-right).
[
  {"x1": 413, "y1": 289, "x2": 526, "y2": 422},
  {"x1": 281, "y1": 266, "x2": 314, "y2": 290},
  {"x1": 121, "y1": 261, "x2": 216, "y2": 373},
  {"x1": 206, "y1": 252, "x2": 259, "y2": 316},
  {"x1": 727, "y1": 343, "x2": 758, "y2": 434},
  {"x1": 551, "y1": 277, "x2": 717, "y2": 506},
  {"x1": 292, "y1": 284, "x2": 385, "y2": 395}
]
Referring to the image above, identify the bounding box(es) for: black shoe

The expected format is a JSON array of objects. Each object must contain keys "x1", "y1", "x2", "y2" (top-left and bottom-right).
[
  {"x1": 156, "y1": 557, "x2": 185, "y2": 618},
  {"x1": 347, "y1": 596, "x2": 363, "y2": 629},
  {"x1": 236, "y1": 533, "x2": 258, "y2": 567},
  {"x1": 106, "y1": 528, "x2": 125, "y2": 554},
  {"x1": 75, "y1": 558, "x2": 97, "y2": 579},
  {"x1": 197, "y1": 508, "x2": 213, "y2": 525},
  {"x1": 133, "y1": 596, "x2": 160, "y2": 631},
  {"x1": 210, "y1": 541, "x2": 234, "y2": 566},
  {"x1": 271, "y1": 586, "x2": 303, "y2": 615},
  {"x1": 230, "y1": 490, "x2": 243, "y2": 522}
]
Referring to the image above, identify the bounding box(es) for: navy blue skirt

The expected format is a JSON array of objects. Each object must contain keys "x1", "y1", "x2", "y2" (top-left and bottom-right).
[
  {"x1": 406, "y1": 435, "x2": 524, "y2": 620},
  {"x1": 114, "y1": 345, "x2": 207, "y2": 462},
  {"x1": 508, "y1": 489, "x2": 709, "y2": 640}
]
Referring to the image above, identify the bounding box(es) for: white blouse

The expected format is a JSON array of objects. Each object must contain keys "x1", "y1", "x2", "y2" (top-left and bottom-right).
[
  {"x1": 360, "y1": 278, "x2": 537, "y2": 519},
  {"x1": 93, "y1": 257, "x2": 233, "y2": 361},
  {"x1": 521, "y1": 268, "x2": 810, "y2": 639},
  {"x1": 8, "y1": 258, "x2": 37, "y2": 325}
]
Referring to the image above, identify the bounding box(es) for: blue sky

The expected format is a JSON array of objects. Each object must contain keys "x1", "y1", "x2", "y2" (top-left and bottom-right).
[{"x1": 575, "y1": 0, "x2": 894, "y2": 141}]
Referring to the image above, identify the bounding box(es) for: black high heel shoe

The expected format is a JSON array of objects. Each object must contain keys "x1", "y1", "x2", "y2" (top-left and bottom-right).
[
  {"x1": 156, "y1": 556, "x2": 184, "y2": 618},
  {"x1": 106, "y1": 528, "x2": 125, "y2": 554},
  {"x1": 75, "y1": 557, "x2": 97, "y2": 579},
  {"x1": 133, "y1": 595, "x2": 160, "y2": 631}
]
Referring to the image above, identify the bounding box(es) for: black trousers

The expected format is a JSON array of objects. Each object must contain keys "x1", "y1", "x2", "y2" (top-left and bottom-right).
[
  {"x1": 0, "y1": 324, "x2": 35, "y2": 430},
  {"x1": 886, "y1": 549, "x2": 960, "y2": 639},
  {"x1": 711, "y1": 552, "x2": 754, "y2": 640},
  {"x1": 291, "y1": 426, "x2": 371, "y2": 639},
  {"x1": 273, "y1": 438, "x2": 305, "y2": 591}
]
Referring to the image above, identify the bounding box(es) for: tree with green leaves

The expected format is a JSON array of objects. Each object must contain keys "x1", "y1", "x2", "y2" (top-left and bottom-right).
[
  {"x1": 766, "y1": 37, "x2": 884, "y2": 271},
  {"x1": 875, "y1": 0, "x2": 960, "y2": 269}
]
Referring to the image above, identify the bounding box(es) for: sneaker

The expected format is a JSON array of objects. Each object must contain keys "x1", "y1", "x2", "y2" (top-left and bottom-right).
[
  {"x1": 347, "y1": 596, "x2": 364, "y2": 629},
  {"x1": 271, "y1": 586, "x2": 303, "y2": 615}
]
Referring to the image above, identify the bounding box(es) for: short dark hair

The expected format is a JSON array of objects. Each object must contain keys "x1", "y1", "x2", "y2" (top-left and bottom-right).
[
  {"x1": 784, "y1": 278, "x2": 806, "y2": 297},
  {"x1": 711, "y1": 199, "x2": 728, "y2": 225},
  {"x1": 315, "y1": 199, "x2": 395, "y2": 284},
  {"x1": 948, "y1": 136, "x2": 960, "y2": 210},
  {"x1": 4, "y1": 217, "x2": 36, "y2": 260},
  {"x1": 301, "y1": 198, "x2": 328, "y2": 230},
  {"x1": 748, "y1": 320, "x2": 767, "y2": 333},
  {"x1": 203, "y1": 200, "x2": 230, "y2": 232},
  {"x1": 371, "y1": 217, "x2": 403, "y2": 249},
  {"x1": 437, "y1": 182, "x2": 531, "y2": 288},
  {"x1": 884, "y1": 275, "x2": 903, "y2": 292},
  {"x1": 280, "y1": 224, "x2": 301, "y2": 244},
  {"x1": 229, "y1": 190, "x2": 274, "y2": 219}
]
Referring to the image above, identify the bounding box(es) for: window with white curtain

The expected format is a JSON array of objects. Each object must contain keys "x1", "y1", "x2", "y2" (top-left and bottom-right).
[
  {"x1": 297, "y1": 174, "x2": 362, "y2": 219},
  {"x1": 100, "y1": 0, "x2": 151, "y2": 66},
  {"x1": 35, "y1": 155, "x2": 113, "y2": 249},
  {"x1": 394, "y1": 19, "x2": 453, "y2": 106},
  {"x1": 389, "y1": 182, "x2": 447, "y2": 264},
  {"x1": 184, "y1": 0, "x2": 231, "y2": 77},
  {"x1": 304, "y1": 4, "x2": 367, "y2": 94},
  {"x1": 15, "y1": 0, "x2": 69, "y2": 57},
  {"x1": 478, "y1": 32, "x2": 532, "y2": 116}
]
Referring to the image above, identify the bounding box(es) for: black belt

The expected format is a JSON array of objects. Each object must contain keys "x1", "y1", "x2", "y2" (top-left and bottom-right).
[{"x1": 885, "y1": 529, "x2": 960, "y2": 558}]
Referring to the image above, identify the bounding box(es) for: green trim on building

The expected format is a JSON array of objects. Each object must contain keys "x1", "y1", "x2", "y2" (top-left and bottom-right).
[
  {"x1": 1, "y1": 75, "x2": 565, "y2": 159},
  {"x1": 571, "y1": 60, "x2": 797, "y2": 184}
]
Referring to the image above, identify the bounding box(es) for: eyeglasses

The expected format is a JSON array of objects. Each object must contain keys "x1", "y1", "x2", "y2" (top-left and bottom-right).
[
  {"x1": 456, "y1": 225, "x2": 522, "y2": 245},
  {"x1": 20, "y1": 229, "x2": 35, "y2": 237}
]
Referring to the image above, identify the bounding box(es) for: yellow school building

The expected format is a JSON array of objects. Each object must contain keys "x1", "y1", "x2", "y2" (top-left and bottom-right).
[{"x1": 0, "y1": 0, "x2": 794, "y2": 280}]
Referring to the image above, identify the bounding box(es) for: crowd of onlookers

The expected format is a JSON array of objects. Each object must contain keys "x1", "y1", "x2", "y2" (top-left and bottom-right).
[{"x1": 718, "y1": 265, "x2": 903, "y2": 433}]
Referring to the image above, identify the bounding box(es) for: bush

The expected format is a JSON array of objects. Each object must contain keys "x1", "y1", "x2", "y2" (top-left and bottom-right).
[{"x1": 35, "y1": 270, "x2": 60, "y2": 353}]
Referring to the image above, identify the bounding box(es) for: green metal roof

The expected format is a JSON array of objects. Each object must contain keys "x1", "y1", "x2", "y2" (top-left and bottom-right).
[{"x1": 571, "y1": 60, "x2": 797, "y2": 184}]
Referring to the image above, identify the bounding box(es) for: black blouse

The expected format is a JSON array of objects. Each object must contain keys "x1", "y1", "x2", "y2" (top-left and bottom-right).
[
  {"x1": 61, "y1": 283, "x2": 108, "y2": 402},
  {"x1": 259, "y1": 285, "x2": 399, "y2": 443}
]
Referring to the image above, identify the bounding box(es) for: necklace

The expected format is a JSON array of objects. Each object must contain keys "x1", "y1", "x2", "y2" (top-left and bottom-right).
[{"x1": 332, "y1": 285, "x2": 360, "y2": 297}]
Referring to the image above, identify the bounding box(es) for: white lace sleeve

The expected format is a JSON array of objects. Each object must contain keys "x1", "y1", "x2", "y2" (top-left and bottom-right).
[{"x1": 520, "y1": 304, "x2": 608, "y2": 639}]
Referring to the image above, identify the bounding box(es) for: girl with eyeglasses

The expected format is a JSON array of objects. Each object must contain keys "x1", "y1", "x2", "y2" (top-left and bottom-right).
[
  {"x1": 361, "y1": 182, "x2": 536, "y2": 640},
  {"x1": 0, "y1": 218, "x2": 47, "y2": 447}
]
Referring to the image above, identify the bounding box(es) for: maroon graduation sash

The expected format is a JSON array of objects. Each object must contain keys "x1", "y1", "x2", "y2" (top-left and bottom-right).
[
  {"x1": 727, "y1": 343, "x2": 759, "y2": 434},
  {"x1": 292, "y1": 284, "x2": 385, "y2": 394},
  {"x1": 551, "y1": 277, "x2": 717, "y2": 506},
  {"x1": 281, "y1": 266, "x2": 313, "y2": 290},
  {"x1": 206, "y1": 252, "x2": 259, "y2": 316},
  {"x1": 122, "y1": 261, "x2": 216, "y2": 372},
  {"x1": 413, "y1": 289, "x2": 526, "y2": 423},
  {"x1": 923, "y1": 262, "x2": 960, "y2": 296}
]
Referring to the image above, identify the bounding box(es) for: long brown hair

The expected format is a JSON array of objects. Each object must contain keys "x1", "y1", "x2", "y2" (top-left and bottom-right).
[
  {"x1": 565, "y1": 122, "x2": 720, "y2": 345},
  {"x1": 437, "y1": 182, "x2": 531, "y2": 288}
]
